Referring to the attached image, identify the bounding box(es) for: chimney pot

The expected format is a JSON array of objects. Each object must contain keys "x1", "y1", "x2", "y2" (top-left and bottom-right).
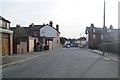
[
  {"x1": 49, "y1": 21, "x2": 53, "y2": 27},
  {"x1": 16, "y1": 24, "x2": 20, "y2": 27},
  {"x1": 56, "y1": 24, "x2": 59, "y2": 31}
]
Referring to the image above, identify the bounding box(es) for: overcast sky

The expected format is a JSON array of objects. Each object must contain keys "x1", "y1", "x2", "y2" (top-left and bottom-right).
[{"x1": 0, "y1": 0, "x2": 119, "y2": 38}]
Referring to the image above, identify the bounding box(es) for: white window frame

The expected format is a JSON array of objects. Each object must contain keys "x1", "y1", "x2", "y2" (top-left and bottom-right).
[
  {"x1": 93, "y1": 28, "x2": 95, "y2": 32},
  {"x1": 0, "y1": 20, "x2": 2, "y2": 28},
  {"x1": 7, "y1": 23, "x2": 10, "y2": 29},
  {"x1": 107, "y1": 29, "x2": 111, "y2": 33},
  {"x1": 93, "y1": 34, "x2": 96, "y2": 39},
  {"x1": 101, "y1": 35, "x2": 103, "y2": 39}
]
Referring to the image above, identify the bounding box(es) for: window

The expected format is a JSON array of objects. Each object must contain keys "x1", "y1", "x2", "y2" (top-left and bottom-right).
[
  {"x1": 2, "y1": 21, "x2": 7, "y2": 29},
  {"x1": 107, "y1": 29, "x2": 111, "y2": 33},
  {"x1": 93, "y1": 35, "x2": 96, "y2": 39},
  {"x1": 101, "y1": 35, "x2": 103, "y2": 39},
  {"x1": 93, "y1": 28, "x2": 95, "y2": 32},
  {"x1": 0, "y1": 20, "x2": 2, "y2": 28},
  {"x1": 7, "y1": 23, "x2": 10, "y2": 29},
  {"x1": 114, "y1": 34, "x2": 117, "y2": 39},
  {"x1": 34, "y1": 32, "x2": 38, "y2": 36}
]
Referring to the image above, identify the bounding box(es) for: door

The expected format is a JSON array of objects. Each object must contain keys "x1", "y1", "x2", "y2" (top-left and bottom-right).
[{"x1": 2, "y1": 34, "x2": 10, "y2": 56}]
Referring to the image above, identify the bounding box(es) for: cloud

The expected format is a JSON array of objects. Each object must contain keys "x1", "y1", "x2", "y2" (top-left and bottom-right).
[{"x1": 1, "y1": 0, "x2": 119, "y2": 38}]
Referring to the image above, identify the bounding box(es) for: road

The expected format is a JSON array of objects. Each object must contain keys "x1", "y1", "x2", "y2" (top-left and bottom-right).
[{"x1": 2, "y1": 48, "x2": 118, "y2": 78}]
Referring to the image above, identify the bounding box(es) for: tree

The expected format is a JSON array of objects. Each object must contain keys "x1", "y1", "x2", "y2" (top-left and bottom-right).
[{"x1": 60, "y1": 37, "x2": 68, "y2": 45}]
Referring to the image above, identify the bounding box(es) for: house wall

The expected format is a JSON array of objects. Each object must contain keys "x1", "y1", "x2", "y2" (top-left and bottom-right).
[
  {"x1": 29, "y1": 36, "x2": 35, "y2": 52},
  {"x1": 0, "y1": 16, "x2": 13, "y2": 56},
  {"x1": 0, "y1": 31, "x2": 13, "y2": 56},
  {"x1": 0, "y1": 33, "x2": 2, "y2": 55},
  {"x1": 10, "y1": 34, "x2": 13, "y2": 55},
  {"x1": 48, "y1": 41, "x2": 53, "y2": 50},
  {"x1": 52, "y1": 33, "x2": 61, "y2": 49},
  {"x1": 88, "y1": 32, "x2": 101, "y2": 47},
  {"x1": 17, "y1": 42, "x2": 27, "y2": 54},
  {"x1": 15, "y1": 36, "x2": 36, "y2": 54},
  {"x1": 75, "y1": 40, "x2": 80, "y2": 44},
  {"x1": 40, "y1": 25, "x2": 56, "y2": 37},
  {"x1": 86, "y1": 34, "x2": 88, "y2": 42},
  {"x1": 40, "y1": 25, "x2": 61, "y2": 50}
]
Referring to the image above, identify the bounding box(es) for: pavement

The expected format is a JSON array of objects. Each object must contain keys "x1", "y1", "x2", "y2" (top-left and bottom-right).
[
  {"x1": 0, "y1": 50, "x2": 50, "y2": 69},
  {"x1": 91, "y1": 50, "x2": 118, "y2": 63}
]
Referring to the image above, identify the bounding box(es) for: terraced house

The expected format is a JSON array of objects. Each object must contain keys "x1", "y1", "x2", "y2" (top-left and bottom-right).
[
  {"x1": 85, "y1": 23, "x2": 118, "y2": 51},
  {"x1": 10, "y1": 21, "x2": 61, "y2": 54},
  {"x1": 0, "y1": 16, "x2": 13, "y2": 56}
]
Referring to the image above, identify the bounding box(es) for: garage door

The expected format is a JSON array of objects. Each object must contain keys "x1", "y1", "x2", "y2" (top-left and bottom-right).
[
  {"x1": 0, "y1": 34, "x2": 2, "y2": 55},
  {"x1": 2, "y1": 34, "x2": 10, "y2": 56}
]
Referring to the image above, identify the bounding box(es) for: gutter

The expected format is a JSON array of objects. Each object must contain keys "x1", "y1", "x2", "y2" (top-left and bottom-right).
[{"x1": 0, "y1": 28, "x2": 13, "y2": 34}]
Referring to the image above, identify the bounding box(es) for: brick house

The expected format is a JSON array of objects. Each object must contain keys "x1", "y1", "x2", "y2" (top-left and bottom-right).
[
  {"x1": 11, "y1": 21, "x2": 61, "y2": 53},
  {"x1": 0, "y1": 16, "x2": 13, "y2": 56},
  {"x1": 85, "y1": 24, "x2": 118, "y2": 49},
  {"x1": 10, "y1": 25, "x2": 38, "y2": 54}
]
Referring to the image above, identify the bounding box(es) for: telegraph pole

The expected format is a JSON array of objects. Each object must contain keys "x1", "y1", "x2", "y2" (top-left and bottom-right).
[{"x1": 103, "y1": 0, "x2": 106, "y2": 56}]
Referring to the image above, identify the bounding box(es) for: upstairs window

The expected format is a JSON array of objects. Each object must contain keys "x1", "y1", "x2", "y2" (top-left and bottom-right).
[
  {"x1": 7, "y1": 23, "x2": 10, "y2": 29},
  {"x1": 101, "y1": 35, "x2": 103, "y2": 39},
  {"x1": 93, "y1": 35, "x2": 96, "y2": 39},
  {"x1": 0, "y1": 20, "x2": 2, "y2": 28},
  {"x1": 93, "y1": 28, "x2": 95, "y2": 32},
  {"x1": 107, "y1": 29, "x2": 111, "y2": 33},
  {"x1": 34, "y1": 32, "x2": 38, "y2": 36},
  {"x1": 2, "y1": 21, "x2": 7, "y2": 29}
]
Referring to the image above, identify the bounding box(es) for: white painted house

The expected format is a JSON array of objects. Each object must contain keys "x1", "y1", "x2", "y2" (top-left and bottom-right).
[
  {"x1": 40, "y1": 25, "x2": 57, "y2": 38},
  {"x1": 75, "y1": 37, "x2": 86, "y2": 47},
  {"x1": 40, "y1": 24, "x2": 61, "y2": 50}
]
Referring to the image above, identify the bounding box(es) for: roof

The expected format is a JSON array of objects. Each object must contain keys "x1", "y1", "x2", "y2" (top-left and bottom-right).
[
  {"x1": 30, "y1": 25, "x2": 44, "y2": 31},
  {"x1": 0, "y1": 16, "x2": 11, "y2": 23},
  {"x1": 10, "y1": 27, "x2": 29, "y2": 37},
  {"x1": 51, "y1": 26, "x2": 60, "y2": 34},
  {"x1": 86, "y1": 26, "x2": 119, "y2": 36},
  {"x1": 10, "y1": 23, "x2": 61, "y2": 37},
  {"x1": 77, "y1": 37, "x2": 86, "y2": 41},
  {"x1": 43, "y1": 25, "x2": 60, "y2": 34}
]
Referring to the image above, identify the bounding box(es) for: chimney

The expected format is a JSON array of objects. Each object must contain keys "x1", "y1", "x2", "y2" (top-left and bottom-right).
[
  {"x1": 49, "y1": 21, "x2": 53, "y2": 27},
  {"x1": 56, "y1": 24, "x2": 59, "y2": 31},
  {"x1": 16, "y1": 24, "x2": 20, "y2": 27},
  {"x1": 109, "y1": 25, "x2": 113, "y2": 29},
  {"x1": 29, "y1": 23, "x2": 34, "y2": 27},
  {"x1": 90, "y1": 23, "x2": 94, "y2": 28},
  {"x1": 43, "y1": 23, "x2": 45, "y2": 26}
]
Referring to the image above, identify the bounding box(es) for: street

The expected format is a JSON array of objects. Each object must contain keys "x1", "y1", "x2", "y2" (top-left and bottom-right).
[{"x1": 2, "y1": 48, "x2": 118, "y2": 78}]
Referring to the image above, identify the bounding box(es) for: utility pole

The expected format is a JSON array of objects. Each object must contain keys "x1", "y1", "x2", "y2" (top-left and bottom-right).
[{"x1": 103, "y1": 0, "x2": 106, "y2": 56}]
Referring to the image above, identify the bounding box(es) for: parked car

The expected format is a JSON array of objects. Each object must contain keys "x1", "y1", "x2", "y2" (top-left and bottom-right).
[
  {"x1": 66, "y1": 44, "x2": 71, "y2": 48},
  {"x1": 79, "y1": 45, "x2": 84, "y2": 48}
]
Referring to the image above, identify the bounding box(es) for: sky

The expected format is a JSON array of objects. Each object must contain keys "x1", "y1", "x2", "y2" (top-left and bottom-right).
[{"x1": 0, "y1": 0, "x2": 119, "y2": 39}]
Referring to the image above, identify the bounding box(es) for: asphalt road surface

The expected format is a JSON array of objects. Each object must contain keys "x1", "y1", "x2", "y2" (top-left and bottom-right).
[{"x1": 2, "y1": 48, "x2": 118, "y2": 78}]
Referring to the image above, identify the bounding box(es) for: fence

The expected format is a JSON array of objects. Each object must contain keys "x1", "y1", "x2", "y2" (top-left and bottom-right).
[{"x1": 97, "y1": 41, "x2": 119, "y2": 55}]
